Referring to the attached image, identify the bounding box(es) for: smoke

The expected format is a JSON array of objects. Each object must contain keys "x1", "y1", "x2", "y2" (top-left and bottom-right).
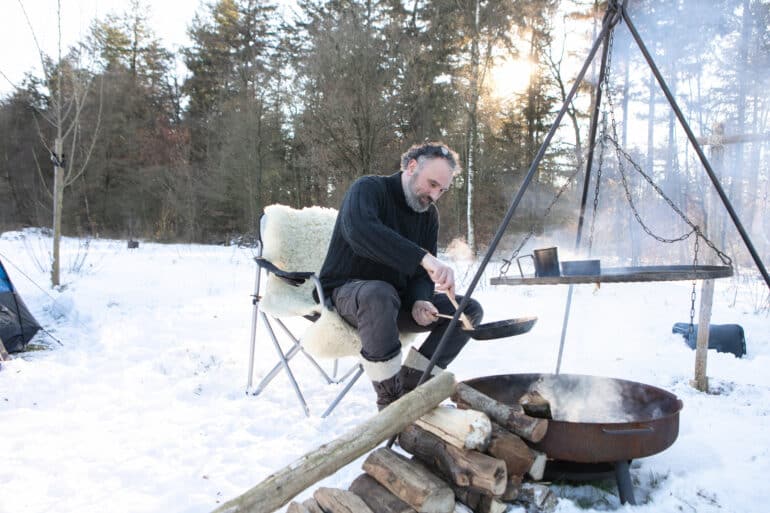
[{"x1": 446, "y1": 237, "x2": 475, "y2": 263}]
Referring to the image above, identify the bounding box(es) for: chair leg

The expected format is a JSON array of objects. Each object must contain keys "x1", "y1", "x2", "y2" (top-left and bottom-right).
[
  {"x1": 321, "y1": 364, "x2": 365, "y2": 418},
  {"x1": 262, "y1": 311, "x2": 310, "y2": 417},
  {"x1": 251, "y1": 342, "x2": 302, "y2": 396},
  {"x1": 274, "y1": 318, "x2": 335, "y2": 384}
]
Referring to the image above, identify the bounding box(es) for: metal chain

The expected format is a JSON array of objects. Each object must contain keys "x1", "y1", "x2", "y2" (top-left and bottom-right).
[
  {"x1": 602, "y1": 43, "x2": 732, "y2": 267},
  {"x1": 588, "y1": 113, "x2": 608, "y2": 256},
  {"x1": 687, "y1": 235, "x2": 700, "y2": 343}
]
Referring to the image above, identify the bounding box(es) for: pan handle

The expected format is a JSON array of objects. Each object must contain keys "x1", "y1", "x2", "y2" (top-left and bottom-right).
[
  {"x1": 601, "y1": 426, "x2": 654, "y2": 435},
  {"x1": 517, "y1": 254, "x2": 534, "y2": 278}
]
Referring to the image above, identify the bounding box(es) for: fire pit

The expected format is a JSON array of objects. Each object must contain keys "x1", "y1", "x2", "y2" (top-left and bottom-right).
[{"x1": 463, "y1": 373, "x2": 684, "y2": 505}]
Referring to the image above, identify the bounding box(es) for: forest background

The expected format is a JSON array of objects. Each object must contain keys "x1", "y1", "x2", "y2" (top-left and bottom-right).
[{"x1": 1, "y1": 0, "x2": 768, "y2": 277}]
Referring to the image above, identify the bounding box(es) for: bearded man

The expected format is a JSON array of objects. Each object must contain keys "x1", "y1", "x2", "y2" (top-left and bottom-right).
[{"x1": 318, "y1": 142, "x2": 483, "y2": 409}]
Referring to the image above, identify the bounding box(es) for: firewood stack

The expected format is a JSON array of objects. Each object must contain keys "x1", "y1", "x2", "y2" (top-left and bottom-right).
[{"x1": 287, "y1": 383, "x2": 558, "y2": 513}]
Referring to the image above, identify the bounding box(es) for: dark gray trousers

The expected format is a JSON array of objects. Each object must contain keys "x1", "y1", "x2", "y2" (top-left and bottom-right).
[{"x1": 331, "y1": 279, "x2": 484, "y2": 368}]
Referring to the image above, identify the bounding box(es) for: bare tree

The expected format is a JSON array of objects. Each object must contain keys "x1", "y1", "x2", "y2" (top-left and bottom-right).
[{"x1": 17, "y1": 0, "x2": 102, "y2": 286}]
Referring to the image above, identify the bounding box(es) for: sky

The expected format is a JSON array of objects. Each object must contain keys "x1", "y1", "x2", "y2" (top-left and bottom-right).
[{"x1": 0, "y1": 0, "x2": 203, "y2": 97}]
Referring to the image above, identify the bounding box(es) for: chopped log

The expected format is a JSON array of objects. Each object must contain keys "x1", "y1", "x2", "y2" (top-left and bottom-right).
[
  {"x1": 515, "y1": 483, "x2": 558, "y2": 512},
  {"x1": 449, "y1": 485, "x2": 507, "y2": 513},
  {"x1": 415, "y1": 406, "x2": 491, "y2": 451},
  {"x1": 301, "y1": 498, "x2": 325, "y2": 513},
  {"x1": 211, "y1": 372, "x2": 456, "y2": 513},
  {"x1": 313, "y1": 487, "x2": 374, "y2": 513},
  {"x1": 518, "y1": 391, "x2": 552, "y2": 419},
  {"x1": 363, "y1": 447, "x2": 455, "y2": 513},
  {"x1": 452, "y1": 383, "x2": 548, "y2": 443},
  {"x1": 500, "y1": 474, "x2": 522, "y2": 501},
  {"x1": 349, "y1": 474, "x2": 416, "y2": 513},
  {"x1": 528, "y1": 450, "x2": 547, "y2": 481},
  {"x1": 486, "y1": 424, "x2": 534, "y2": 476},
  {"x1": 286, "y1": 501, "x2": 309, "y2": 513},
  {"x1": 287, "y1": 500, "x2": 320, "y2": 513},
  {"x1": 398, "y1": 424, "x2": 506, "y2": 495}
]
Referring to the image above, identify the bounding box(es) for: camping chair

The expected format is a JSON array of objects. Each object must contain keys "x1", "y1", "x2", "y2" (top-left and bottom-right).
[{"x1": 245, "y1": 204, "x2": 417, "y2": 417}]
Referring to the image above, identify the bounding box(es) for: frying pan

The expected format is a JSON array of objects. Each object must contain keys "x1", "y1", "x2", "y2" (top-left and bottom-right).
[{"x1": 438, "y1": 291, "x2": 538, "y2": 340}]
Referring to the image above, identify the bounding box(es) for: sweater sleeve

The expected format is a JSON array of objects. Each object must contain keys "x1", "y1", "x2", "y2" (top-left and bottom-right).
[
  {"x1": 402, "y1": 210, "x2": 439, "y2": 309},
  {"x1": 339, "y1": 177, "x2": 427, "y2": 274}
]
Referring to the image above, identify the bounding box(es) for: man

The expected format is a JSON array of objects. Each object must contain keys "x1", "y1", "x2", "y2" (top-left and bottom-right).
[{"x1": 319, "y1": 142, "x2": 483, "y2": 409}]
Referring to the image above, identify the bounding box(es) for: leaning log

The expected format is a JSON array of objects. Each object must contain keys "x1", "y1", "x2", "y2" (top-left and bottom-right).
[
  {"x1": 486, "y1": 424, "x2": 534, "y2": 477},
  {"x1": 314, "y1": 487, "x2": 374, "y2": 513},
  {"x1": 349, "y1": 474, "x2": 416, "y2": 513},
  {"x1": 398, "y1": 424, "x2": 506, "y2": 496},
  {"x1": 211, "y1": 372, "x2": 456, "y2": 513},
  {"x1": 452, "y1": 383, "x2": 548, "y2": 443},
  {"x1": 363, "y1": 448, "x2": 455, "y2": 513},
  {"x1": 415, "y1": 406, "x2": 491, "y2": 451}
]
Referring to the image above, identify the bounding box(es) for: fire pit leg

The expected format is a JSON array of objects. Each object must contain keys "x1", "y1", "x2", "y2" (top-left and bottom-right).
[{"x1": 614, "y1": 460, "x2": 636, "y2": 505}]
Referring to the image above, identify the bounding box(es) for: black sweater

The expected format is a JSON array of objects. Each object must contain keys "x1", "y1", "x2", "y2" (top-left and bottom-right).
[{"x1": 319, "y1": 172, "x2": 438, "y2": 310}]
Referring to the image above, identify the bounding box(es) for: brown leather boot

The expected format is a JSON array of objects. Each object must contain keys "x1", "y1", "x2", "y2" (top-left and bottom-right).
[
  {"x1": 371, "y1": 373, "x2": 404, "y2": 410},
  {"x1": 400, "y1": 347, "x2": 445, "y2": 393},
  {"x1": 361, "y1": 352, "x2": 403, "y2": 410}
]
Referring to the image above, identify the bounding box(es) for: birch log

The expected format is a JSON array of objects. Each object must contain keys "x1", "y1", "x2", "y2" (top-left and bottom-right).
[
  {"x1": 211, "y1": 372, "x2": 455, "y2": 513},
  {"x1": 415, "y1": 406, "x2": 491, "y2": 451},
  {"x1": 452, "y1": 383, "x2": 548, "y2": 442},
  {"x1": 398, "y1": 424, "x2": 506, "y2": 496}
]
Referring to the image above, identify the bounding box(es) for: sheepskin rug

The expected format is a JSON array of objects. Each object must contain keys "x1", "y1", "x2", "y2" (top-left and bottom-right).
[{"x1": 258, "y1": 204, "x2": 416, "y2": 359}]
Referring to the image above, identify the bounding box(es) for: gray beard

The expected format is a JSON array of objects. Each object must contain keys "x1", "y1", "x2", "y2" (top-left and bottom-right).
[{"x1": 404, "y1": 179, "x2": 431, "y2": 213}]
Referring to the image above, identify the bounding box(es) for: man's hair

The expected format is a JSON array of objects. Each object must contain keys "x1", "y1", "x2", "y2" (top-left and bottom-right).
[{"x1": 400, "y1": 142, "x2": 461, "y2": 176}]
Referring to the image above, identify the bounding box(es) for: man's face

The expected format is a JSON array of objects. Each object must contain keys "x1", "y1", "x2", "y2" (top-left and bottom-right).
[{"x1": 404, "y1": 157, "x2": 454, "y2": 213}]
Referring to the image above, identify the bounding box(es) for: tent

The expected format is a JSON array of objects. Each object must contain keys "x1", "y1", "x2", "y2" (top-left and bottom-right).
[{"x1": 0, "y1": 259, "x2": 41, "y2": 352}]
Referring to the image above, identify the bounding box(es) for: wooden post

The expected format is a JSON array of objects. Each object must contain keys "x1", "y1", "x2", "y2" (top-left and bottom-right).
[
  {"x1": 211, "y1": 372, "x2": 456, "y2": 513},
  {"x1": 692, "y1": 279, "x2": 715, "y2": 392}
]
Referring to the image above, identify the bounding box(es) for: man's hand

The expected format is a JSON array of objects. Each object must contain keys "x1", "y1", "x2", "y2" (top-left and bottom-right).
[
  {"x1": 421, "y1": 253, "x2": 455, "y2": 293},
  {"x1": 412, "y1": 300, "x2": 439, "y2": 326}
]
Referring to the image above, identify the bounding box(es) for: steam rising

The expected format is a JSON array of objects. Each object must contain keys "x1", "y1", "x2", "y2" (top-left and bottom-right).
[{"x1": 529, "y1": 375, "x2": 634, "y2": 423}]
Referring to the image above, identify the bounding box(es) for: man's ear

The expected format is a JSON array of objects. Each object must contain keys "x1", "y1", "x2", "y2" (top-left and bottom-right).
[{"x1": 405, "y1": 158, "x2": 418, "y2": 176}]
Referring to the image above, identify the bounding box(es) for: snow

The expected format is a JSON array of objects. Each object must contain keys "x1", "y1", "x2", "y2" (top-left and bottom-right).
[{"x1": 1, "y1": 230, "x2": 769, "y2": 513}]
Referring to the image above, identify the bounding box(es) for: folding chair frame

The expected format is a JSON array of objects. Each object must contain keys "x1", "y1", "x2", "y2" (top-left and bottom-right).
[{"x1": 245, "y1": 238, "x2": 364, "y2": 418}]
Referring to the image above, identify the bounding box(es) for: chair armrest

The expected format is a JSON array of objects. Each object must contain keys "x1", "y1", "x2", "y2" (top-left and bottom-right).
[{"x1": 255, "y1": 257, "x2": 313, "y2": 287}]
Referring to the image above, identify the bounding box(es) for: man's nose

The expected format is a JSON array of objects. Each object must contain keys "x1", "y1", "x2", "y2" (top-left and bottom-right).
[{"x1": 430, "y1": 189, "x2": 443, "y2": 202}]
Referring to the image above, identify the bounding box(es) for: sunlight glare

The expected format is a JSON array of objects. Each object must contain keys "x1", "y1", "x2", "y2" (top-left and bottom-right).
[{"x1": 489, "y1": 57, "x2": 534, "y2": 100}]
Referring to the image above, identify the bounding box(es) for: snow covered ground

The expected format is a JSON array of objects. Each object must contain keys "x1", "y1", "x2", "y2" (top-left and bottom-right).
[{"x1": 1, "y1": 230, "x2": 768, "y2": 513}]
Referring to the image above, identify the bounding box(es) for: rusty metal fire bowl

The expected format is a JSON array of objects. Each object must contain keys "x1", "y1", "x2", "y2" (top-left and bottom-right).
[{"x1": 463, "y1": 373, "x2": 684, "y2": 464}]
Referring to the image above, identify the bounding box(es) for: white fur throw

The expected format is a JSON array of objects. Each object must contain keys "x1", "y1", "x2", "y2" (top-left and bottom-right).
[{"x1": 258, "y1": 203, "x2": 417, "y2": 359}]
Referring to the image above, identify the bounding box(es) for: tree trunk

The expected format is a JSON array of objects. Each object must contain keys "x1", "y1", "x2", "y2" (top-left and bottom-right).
[
  {"x1": 211, "y1": 372, "x2": 456, "y2": 513},
  {"x1": 398, "y1": 424, "x2": 507, "y2": 496},
  {"x1": 363, "y1": 448, "x2": 455, "y2": 513},
  {"x1": 52, "y1": 136, "x2": 65, "y2": 287},
  {"x1": 452, "y1": 383, "x2": 548, "y2": 443}
]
